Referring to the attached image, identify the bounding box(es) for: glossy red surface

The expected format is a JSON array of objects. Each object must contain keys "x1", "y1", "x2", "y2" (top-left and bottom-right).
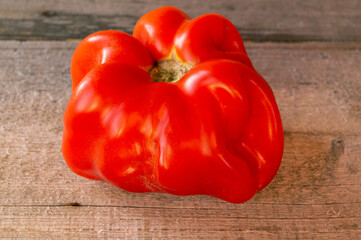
[{"x1": 62, "y1": 6, "x2": 284, "y2": 203}]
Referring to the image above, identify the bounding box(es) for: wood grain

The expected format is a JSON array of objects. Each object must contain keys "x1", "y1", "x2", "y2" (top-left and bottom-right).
[
  {"x1": 0, "y1": 0, "x2": 360, "y2": 41},
  {"x1": 1, "y1": 206, "x2": 360, "y2": 239},
  {"x1": 0, "y1": 41, "x2": 360, "y2": 238}
]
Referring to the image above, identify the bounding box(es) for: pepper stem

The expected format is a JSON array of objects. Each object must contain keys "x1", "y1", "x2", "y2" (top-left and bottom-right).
[{"x1": 149, "y1": 59, "x2": 193, "y2": 83}]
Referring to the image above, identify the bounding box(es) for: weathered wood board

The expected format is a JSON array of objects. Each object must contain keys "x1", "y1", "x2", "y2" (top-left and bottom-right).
[
  {"x1": 0, "y1": 0, "x2": 360, "y2": 42},
  {"x1": 0, "y1": 40, "x2": 360, "y2": 239}
]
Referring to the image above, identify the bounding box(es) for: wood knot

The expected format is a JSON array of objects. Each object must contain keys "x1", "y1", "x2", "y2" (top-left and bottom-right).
[
  {"x1": 41, "y1": 10, "x2": 57, "y2": 17},
  {"x1": 331, "y1": 138, "x2": 345, "y2": 160}
]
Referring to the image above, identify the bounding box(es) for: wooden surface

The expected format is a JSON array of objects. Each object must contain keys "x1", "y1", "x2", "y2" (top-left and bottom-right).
[
  {"x1": 1, "y1": 0, "x2": 361, "y2": 239},
  {"x1": 1, "y1": 0, "x2": 361, "y2": 42}
]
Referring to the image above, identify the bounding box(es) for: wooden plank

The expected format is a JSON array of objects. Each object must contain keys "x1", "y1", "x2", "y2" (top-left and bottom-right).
[
  {"x1": 0, "y1": 41, "x2": 361, "y2": 238},
  {"x1": 0, "y1": 0, "x2": 360, "y2": 41},
  {"x1": 1, "y1": 206, "x2": 361, "y2": 239}
]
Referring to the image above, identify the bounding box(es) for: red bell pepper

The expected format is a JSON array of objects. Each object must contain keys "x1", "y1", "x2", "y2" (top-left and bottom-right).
[{"x1": 62, "y1": 6, "x2": 283, "y2": 203}]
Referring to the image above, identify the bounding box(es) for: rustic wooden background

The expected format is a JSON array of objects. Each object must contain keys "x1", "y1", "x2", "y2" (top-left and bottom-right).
[{"x1": 1, "y1": 0, "x2": 361, "y2": 239}]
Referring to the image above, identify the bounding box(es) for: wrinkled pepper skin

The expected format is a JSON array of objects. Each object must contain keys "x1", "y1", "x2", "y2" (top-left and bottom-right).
[{"x1": 62, "y1": 6, "x2": 284, "y2": 203}]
